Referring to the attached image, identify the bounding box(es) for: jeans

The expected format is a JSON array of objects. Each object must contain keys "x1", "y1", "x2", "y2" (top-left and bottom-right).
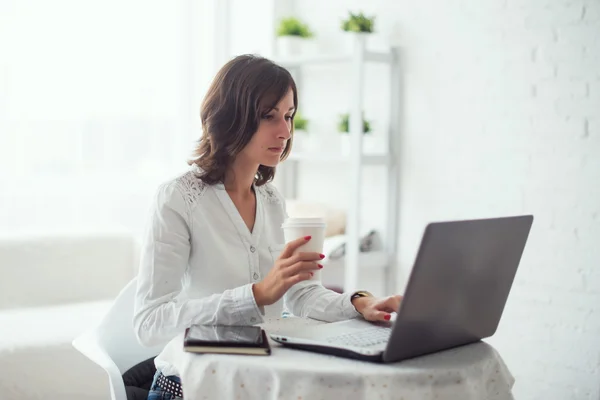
[{"x1": 147, "y1": 370, "x2": 183, "y2": 400}]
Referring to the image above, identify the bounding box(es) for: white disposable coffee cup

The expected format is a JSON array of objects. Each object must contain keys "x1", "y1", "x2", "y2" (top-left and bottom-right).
[{"x1": 281, "y1": 217, "x2": 326, "y2": 282}]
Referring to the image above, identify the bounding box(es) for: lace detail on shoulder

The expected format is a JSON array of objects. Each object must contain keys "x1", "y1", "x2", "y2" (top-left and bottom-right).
[
  {"x1": 256, "y1": 183, "x2": 282, "y2": 204},
  {"x1": 174, "y1": 169, "x2": 207, "y2": 209}
]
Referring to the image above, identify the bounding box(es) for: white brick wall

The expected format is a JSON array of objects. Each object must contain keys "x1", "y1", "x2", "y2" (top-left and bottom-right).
[{"x1": 284, "y1": 0, "x2": 600, "y2": 398}]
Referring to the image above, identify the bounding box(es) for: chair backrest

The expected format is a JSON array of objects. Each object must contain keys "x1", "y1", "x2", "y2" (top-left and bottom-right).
[{"x1": 93, "y1": 278, "x2": 164, "y2": 374}]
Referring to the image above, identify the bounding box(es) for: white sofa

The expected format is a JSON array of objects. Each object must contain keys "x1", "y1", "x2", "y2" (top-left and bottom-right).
[
  {"x1": 0, "y1": 222, "x2": 385, "y2": 400},
  {"x1": 0, "y1": 231, "x2": 139, "y2": 400}
]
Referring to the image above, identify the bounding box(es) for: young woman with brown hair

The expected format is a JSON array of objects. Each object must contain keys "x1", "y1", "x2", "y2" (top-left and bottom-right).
[{"x1": 133, "y1": 54, "x2": 402, "y2": 399}]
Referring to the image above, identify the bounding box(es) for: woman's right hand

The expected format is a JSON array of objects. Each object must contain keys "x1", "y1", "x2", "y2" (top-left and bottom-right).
[{"x1": 252, "y1": 236, "x2": 324, "y2": 307}]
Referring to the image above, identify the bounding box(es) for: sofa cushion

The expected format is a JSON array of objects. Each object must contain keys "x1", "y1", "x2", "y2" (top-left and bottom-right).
[
  {"x1": 0, "y1": 231, "x2": 138, "y2": 309},
  {"x1": 0, "y1": 300, "x2": 112, "y2": 350},
  {"x1": 0, "y1": 342, "x2": 110, "y2": 400},
  {"x1": 0, "y1": 300, "x2": 114, "y2": 400}
]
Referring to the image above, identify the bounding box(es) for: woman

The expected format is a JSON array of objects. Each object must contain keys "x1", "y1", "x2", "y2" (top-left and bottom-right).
[{"x1": 134, "y1": 54, "x2": 402, "y2": 400}]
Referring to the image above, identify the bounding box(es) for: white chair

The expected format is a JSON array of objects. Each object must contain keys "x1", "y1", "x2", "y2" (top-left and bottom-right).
[{"x1": 72, "y1": 278, "x2": 164, "y2": 400}]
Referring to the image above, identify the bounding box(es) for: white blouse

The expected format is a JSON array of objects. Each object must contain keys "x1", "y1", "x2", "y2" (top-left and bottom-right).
[{"x1": 133, "y1": 166, "x2": 361, "y2": 376}]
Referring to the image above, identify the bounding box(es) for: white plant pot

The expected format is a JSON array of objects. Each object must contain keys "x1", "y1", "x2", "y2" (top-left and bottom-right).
[
  {"x1": 343, "y1": 31, "x2": 371, "y2": 54},
  {"x1": 294, "y1": 130, "x2": 321, "y2": 153},
  {"x1": 320, "y1": 131, "x2": 342, "y2": 152},
  {"x1": 340, "y1": 134, "x2": 378, "y2": 155},
  {"x1": 292, "y1": 130, "x2": 308, "y2": 152},
  {"x1": 340, "y1": 135, "x2": 351, "y2": 155},
  {"x1": 276, "y1": 36, "x2": 306, "y2": 57}
]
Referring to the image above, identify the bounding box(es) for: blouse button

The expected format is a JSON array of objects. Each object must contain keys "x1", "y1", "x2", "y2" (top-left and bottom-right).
[
  {"x1": 250, "y1": 245, "x2": 256, "y2": 253},
  {"x1": 253, "y1": 272, "x2": 259, "y2": 280}
]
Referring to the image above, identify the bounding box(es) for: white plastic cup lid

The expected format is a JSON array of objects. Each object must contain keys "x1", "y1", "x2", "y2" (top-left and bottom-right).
[{"x1": 281, "y1": 217, "x2": 327, "y2": 229}]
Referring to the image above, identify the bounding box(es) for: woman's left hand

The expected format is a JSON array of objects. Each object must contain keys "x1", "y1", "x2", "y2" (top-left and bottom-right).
[{"x1": 352, "y1": 295, "x2": 403, "y2": 322}]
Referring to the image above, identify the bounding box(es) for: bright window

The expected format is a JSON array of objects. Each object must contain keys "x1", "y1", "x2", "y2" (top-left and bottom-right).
[{"x1": 0, "y1": 0, "x2": 216, "y2": 235}]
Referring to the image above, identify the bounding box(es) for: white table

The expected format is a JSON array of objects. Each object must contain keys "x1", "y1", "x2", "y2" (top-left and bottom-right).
[{"x1": 158, "y1": 317, "x2": 515, "y2": 400}]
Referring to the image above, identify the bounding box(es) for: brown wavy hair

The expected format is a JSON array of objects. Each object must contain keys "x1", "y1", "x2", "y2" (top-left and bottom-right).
[{"x1": 188, "y1": 54, "x2": 298, "y2": 186}]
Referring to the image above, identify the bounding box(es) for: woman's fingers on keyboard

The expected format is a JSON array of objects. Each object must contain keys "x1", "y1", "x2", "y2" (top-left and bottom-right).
[
  {"x1": 374, "y1": 311, "x2": 391, "y2": 321},
  {"x1": 378, "y1": 295, "x2": 403, "y2": 312}
]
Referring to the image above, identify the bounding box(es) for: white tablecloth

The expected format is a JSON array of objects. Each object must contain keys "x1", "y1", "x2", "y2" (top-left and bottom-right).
[{"x1": 158, "y1": 317, "x2": 515, "y2": 400}]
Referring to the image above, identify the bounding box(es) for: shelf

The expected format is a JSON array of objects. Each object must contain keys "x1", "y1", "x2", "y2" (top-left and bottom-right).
[
  {"x1": 274, "y1": 51, "x2": 394, "y2": 69},
  {"x1": 275, "y1": 40, "x2": 401, "y2": 294},
  {"x1": 321, "y1": 251, "x2": 390, "y2": 270},
  {"x1": 286, "y1": 152, "x2": 391, "y2": 166}
]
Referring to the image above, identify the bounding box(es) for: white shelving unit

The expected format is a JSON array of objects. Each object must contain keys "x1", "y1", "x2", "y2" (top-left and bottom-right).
[
  {"x1": 287, "y1": 152, "x2": 392, "y2": 166},
  {"x1": 274, "y1": 36, "x2": 402, "y2": 295}
]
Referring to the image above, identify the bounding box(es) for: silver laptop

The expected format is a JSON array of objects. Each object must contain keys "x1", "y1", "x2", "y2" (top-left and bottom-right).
[{"x1": 270, "y1": 215, "x2": 534, "y2": 363}]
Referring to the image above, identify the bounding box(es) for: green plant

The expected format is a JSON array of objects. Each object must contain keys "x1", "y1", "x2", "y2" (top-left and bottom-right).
[
  {"x1": 341, "y1": 11, "x2": 375, "y2": 33},
  {"x1": 337, "y1": 113, "x2": 371, "y2": 134},
  {"x1": 293, "y1": 111, "x2": 308, "y2": 131},
  {"x1": 276, "y1": 17, "x2": 314, "y2": 38}
]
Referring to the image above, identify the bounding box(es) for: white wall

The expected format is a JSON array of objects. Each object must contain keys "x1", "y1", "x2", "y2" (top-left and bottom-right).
[{"x1": 252, "y1": 0, "x2": 600, "y2": 398}]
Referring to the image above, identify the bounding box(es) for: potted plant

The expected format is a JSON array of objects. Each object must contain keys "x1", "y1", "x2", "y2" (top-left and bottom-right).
[
  {"x1": 276, "y1": 17, "x2": 314, "y2": 57},
  {"x1": 337, "y1": 113, "x2": 372, "y2": 154},
  {"x1": 341, "y1": 11, "x2": 375, "y2": 33},
  {"x1": 292, "y1": 111, "x2": 310, "y2": 151},
  {"x1": 340, "y1": 11, "x2": 375, "y2": 53},
  {"x1": 337, "y1": 113, "x2": 371, "y2": 134},
  {"x1": 294, "y1": 111, "x2": 309, "y2": 132}
]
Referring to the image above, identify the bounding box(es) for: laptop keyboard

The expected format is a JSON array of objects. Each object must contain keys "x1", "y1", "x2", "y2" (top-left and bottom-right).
[{"x1": 324, "y1": 326, "x2": 392, "y2": 348}]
